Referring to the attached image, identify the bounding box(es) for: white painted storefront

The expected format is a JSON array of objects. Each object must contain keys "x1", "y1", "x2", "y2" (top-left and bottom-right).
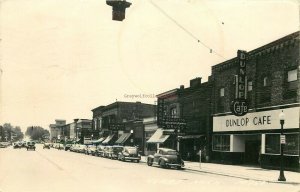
[{"x1": 212, "y1": 107, "x2": 300, "y2": 160}]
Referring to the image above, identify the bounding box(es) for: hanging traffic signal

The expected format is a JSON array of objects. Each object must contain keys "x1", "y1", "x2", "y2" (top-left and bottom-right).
[{"x1": 106, "y1": 0, "x2": 132, "y2": 21}]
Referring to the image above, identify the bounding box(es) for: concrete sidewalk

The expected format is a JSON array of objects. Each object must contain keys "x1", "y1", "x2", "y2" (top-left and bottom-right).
[{"x1": 140, "y1": 156, "x2": 300, "y2": 185}]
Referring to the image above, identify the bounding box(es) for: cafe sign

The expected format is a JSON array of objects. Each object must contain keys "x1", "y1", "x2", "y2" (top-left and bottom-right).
[
  {"x1": 230, "y1": 50, "x2": 249, "y2": 116},
  {"x1": 213, "y1": 107, "x2": 300, "y2": 132}
]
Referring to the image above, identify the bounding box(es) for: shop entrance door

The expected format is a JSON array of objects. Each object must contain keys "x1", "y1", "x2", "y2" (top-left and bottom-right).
[{"x1": 244, "y1": 140, "x2": 260, "y2": 165}]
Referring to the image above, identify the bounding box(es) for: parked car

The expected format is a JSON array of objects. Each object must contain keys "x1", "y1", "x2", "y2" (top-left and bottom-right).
[
  {"x1": 13, "y1": 142, "x2": 22, "y2": 149},
  {"x1": 96, "y1": 145, "x2": 106, "y2": 157},
  {"x1": 43, "y1": 143, "x2": 51, "y2": 149},
  {"x1": 86, "y1": 145, "x2": 97, "y2": 155},
  {"x1": 26, "y1": 141, "x2": 36, "y2": 151},
  {"x1": 118, "y1": 146, "x2": 141, "y2": 162},
  {"x1": 0, "y1": 142, "x2": 10, "y2": 148},
  {"x1": 77, "y1": 145, "x2": 87, "y2": 153},
  {"x1": 107, "y1": 146, "x2": 124, "y2": 159},
  {"x1": 103, "y1": 146, "x2": 112, "y2": 158},
  {"x1": 147, "y1": 148, "x2": 184, "y2": 169}
]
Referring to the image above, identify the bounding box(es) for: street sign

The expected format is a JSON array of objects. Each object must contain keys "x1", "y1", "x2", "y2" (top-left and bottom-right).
[{"x1": 280, "y1": 135, "x2": 286, "y2": 144}]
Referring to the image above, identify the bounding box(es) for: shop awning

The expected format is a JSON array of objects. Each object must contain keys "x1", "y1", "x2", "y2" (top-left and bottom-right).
[
  {"x1": 91, "y1": 137, "x2": 105, "y2": 144},
  {"x1": 102, "y1": 135, "x2": 115, "y2": 144},
  {"x1": 179, "y1": 135, "x2": 204, "y2": 139},
  {"x1": 146, "y1": 128, "x2": 172, "y2": 144},
  {"x1": 115, "y1": 133, "x2": 131, "y2": 145}
]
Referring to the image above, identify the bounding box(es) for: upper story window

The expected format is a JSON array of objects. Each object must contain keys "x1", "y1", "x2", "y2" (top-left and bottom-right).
[
  {"x1": 284, "y1": 68, "x2": 298, "y2": 100},
  {"x1": 220, "y1": 88, "x2": 225, "y2": 97},
  {"x1": 263, "y1": 77, "x2": 269, "y2": 87},
  {"x1": 248, "y1": 81, "x2": 253, "y2": 91},
  {"x1": 170, "y1": 107, "x2": 177, "y2": 118},
  {"x1": 288, "y1": 69, "x2": 298, "y2": 82}
]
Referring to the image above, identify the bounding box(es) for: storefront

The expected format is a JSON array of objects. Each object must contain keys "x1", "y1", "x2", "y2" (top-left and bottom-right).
[
  {"x1": 212, "y1": 106, "x2": 299, "y2": 171},
  {"x1": 179, "y1": 135, "x2": 205, "y2": 161},
  {"x1": 146, "y1": 128, "x2": 174, "y2": 154}
]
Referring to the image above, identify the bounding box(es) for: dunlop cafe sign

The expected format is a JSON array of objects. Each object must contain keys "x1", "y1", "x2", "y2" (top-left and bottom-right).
[{"x1": 230, "y1": 50, "x2": 248, "y2": 116}]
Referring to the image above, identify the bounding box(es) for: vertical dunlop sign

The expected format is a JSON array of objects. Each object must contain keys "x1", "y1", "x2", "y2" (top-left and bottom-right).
[{"x1": 230, "y1": 50, "x2": 249, "y2": 116}]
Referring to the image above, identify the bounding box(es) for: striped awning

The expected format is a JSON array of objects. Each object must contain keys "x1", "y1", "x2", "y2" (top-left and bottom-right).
[
  {"x1": 146, "y1": 128, "x2": 171, "y2": 144},
  {"x1": 91, "y1": 137, "x2": 105, "y2": 144},
  {"x1": 102, "y1": 135, "x2": 115, "y2": 144},
  {"x1": 115, "y1": 133, "x2": 131, "y2": 144}
]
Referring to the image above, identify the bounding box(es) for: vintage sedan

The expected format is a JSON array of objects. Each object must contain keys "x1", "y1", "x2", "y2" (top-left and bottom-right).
[
  {"x1": 95, "y1": 145, "x2": 106, "y2": 157},
  {"x1": 26, "y1": 141, "x2": 36, "y2": 151},
  {"x1": 106, "y1": 146, "x2": 123, "y2": 159},
  {"x1": 43, "y1": 143, "x2": 51, "y2": 149},
  {"x1": 118, "y1": 146, "x2": 141, "y2": 163},
  {"x1": 86, "y1": 145, "x2": 97, "y2": 156},
  {"x1": 147, "y1": 148, "x2": 184, "y2": 169}
]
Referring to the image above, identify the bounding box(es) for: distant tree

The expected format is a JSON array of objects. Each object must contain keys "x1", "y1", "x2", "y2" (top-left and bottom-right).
[
  {"x1": 25, "y1": 126, "x2": 49, "y2": 141},
  {"x1": 0, "y1": 123, "x2": 24, "y2": 141}
]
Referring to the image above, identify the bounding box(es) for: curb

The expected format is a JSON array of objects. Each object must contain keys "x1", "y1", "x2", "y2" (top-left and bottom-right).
[
  {"x1": 141, "y1": 159, "x2": 300, "y2": 185},
  {"x1": 184, "y1": 167, "x2": 300, "y2": 185}
]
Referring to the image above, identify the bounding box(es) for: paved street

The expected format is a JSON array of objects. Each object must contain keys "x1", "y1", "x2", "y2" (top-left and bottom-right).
[{"x1": 0, "y1": 145, "x2": 299, "y2": 192}]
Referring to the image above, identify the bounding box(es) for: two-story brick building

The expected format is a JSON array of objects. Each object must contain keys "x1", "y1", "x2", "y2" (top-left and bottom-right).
[
  {"x1": 211, "y1": 31, "x2": 299, "y2": 171},
  {"x1": 91, "y1": 101, "x2": 156, "y2": 150}
]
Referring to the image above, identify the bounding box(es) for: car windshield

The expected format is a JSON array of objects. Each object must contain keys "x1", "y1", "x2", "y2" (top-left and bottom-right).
[
  {"x1": 166, "y1": 151, "x2": 178, "y2": 155},
  {"x1": 125, "y1": 148, "x2": 137, "y2": 154},
  {"x1": 113, "y1": 147, "x2": 123, "y2": 152}
]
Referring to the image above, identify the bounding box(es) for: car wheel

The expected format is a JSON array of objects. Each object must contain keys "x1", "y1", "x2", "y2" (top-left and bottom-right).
[
  {"x1": 159, "y1": 160, "x2": 166, "y2": 168},
  {"x1": 147, "y1": 158, "x2": 153, "y2": 166},
  {"x1": 136, "y1": 160, "x2": 140, "y2": 163}
]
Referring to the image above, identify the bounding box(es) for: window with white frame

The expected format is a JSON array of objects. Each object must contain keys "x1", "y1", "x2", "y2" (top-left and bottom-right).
[
  {"x1": 248, "y1": 81, "x2": 253, "y2": 91},
  {"x1": 220, "y1": 88, "x2": 225, "y2": 97},
  {"x1": 288, "y1": 69, "x2": 298, "y2": 82},
  {"x1": 213, "y1": 135, "x2": 230, "y2": 151},
  {"x1": 263, "y1": 77, "x2": 268, "y2": 87}
]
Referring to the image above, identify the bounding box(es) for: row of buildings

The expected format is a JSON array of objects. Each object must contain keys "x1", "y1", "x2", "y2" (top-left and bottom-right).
[{"x1": 50, "y1": 31, "x2": 300, "y2": 171}]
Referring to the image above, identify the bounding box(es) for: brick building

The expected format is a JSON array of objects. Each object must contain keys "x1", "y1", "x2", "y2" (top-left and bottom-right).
[
  {"x1": 91, "y1": 101, "x2": 156, "y2": 150},
  {"x1": 147, "y1": 89, "x2": 180, "y2": 152},
  {"x1": 211, "y1": 31, "x2": 299, "y2": 171},
  {"x1": 49, "y1": 119, "x2": 66, "y2": 142},
  {"x1": 178, "y1": 78, "x2": 213, "y2": 161}
]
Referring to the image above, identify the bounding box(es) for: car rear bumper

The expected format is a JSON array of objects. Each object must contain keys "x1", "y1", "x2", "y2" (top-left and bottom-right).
[
  {"x1": 165, "y1": 163, "x2": 184, "y2": 168},
  {"x1": 124, "y1": 157, "x2": 141, "y2": 161}
]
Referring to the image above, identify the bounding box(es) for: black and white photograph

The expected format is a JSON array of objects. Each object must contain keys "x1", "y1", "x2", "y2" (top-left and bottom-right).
[{"x1": 0, "y1": 0, "x2": 299, "y2": 192}]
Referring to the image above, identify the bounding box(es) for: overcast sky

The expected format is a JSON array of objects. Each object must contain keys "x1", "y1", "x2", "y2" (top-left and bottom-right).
[{"x1": 0, "y1": 0, "x2": 299, "y2": 131}]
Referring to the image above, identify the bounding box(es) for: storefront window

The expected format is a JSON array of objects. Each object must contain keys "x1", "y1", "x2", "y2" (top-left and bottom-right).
[
  {"x1": 213, "y1": 135, "x2": 230, "y2": 151},
  {"x1": 284, "y1": 133, "x2": 299, "y2": 155},
  {"x1": 265, "y1": 134, "x2": 280, "y2": 154}
]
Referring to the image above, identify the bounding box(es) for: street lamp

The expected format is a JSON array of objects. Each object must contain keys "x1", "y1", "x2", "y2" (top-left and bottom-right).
[
  {"x1": 278, "y1": 110, "x2": 286, "y2": 181},
  {"x1": 130, "y1": 129, "x2": 134, "y2": 146}
]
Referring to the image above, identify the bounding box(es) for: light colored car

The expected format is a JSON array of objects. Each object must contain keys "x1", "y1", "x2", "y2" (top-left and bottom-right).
[
  {"x1": 96, "y1": 145, "x2": 106, "y2": 157},
  {"x1": 118, "y1": 146, "x2": 141, "y2": 162},
  {"x1": 86, "y1": 145, "x2": 97, "y2": 155}
]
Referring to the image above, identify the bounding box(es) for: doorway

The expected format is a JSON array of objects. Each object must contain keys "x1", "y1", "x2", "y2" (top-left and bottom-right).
[{"x1": 244, "y1": 138, "x2": 261, "y2": 165}]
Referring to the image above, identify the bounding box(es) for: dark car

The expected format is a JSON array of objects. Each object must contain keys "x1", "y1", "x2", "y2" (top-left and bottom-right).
[
  {"x1": 26, "y1": 141, "x2": 36, "y2": 151},
  {"x1": 147, "y1": 148, "x2": 184, "y2": 169},
  {"x1": 13, "y1": 142, "x2": 22, "y2": 149},
  {"x1": 43, "y1": 143, "x2": 51, "y2": 149},
  {"x1": 118, "y1": 146, "x2": 141, "y2": 163},
  {"x1": 108, "y1": 146, "x2": 124, "y2": 159}
]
